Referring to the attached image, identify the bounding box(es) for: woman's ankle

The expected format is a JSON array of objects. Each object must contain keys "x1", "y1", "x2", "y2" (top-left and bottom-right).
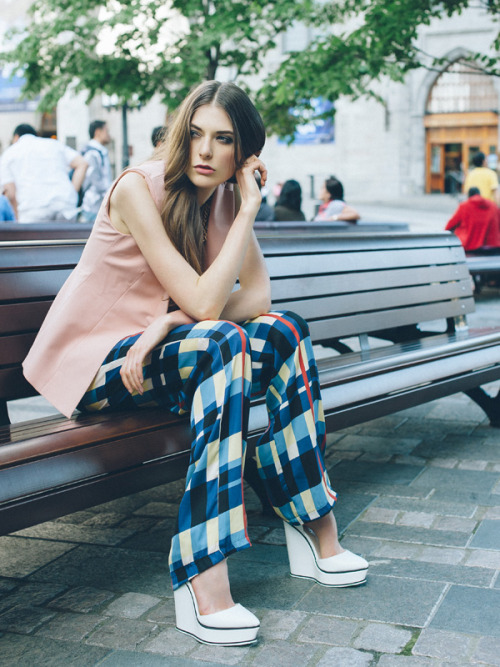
[
  {"x1": 190, "y1": 559, "x2": 235, "y2": 615},
  {"x1": 303, "y1": 512, "x2": 345, "y2": 559}
]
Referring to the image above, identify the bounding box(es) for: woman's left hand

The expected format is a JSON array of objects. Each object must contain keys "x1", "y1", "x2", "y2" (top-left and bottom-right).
[
  {"x1": 235, "y1": 154, "x2": 268, "y2": 215},
  {"x1": 120, "y1": 311, "x2": 195, "y2": 395}
]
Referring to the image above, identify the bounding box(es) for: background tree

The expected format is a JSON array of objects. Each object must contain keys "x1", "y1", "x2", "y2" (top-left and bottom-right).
[
  {"x1": 2, "y1": 0, "x2": 500, "y2": 143},
  {"x1": 0, "y1": 0, "x2": 316, "y2": 120},
  {"x1": 258, "y1": 0, "x2": 499, "y2": 136}
]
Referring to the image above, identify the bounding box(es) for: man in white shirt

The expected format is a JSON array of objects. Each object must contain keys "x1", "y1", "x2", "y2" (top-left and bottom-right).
[
  {"x1": 80, "y1": 120, "x2": 113, "y2": 222},
  {"x1": 0, "y1": 124, "x2": 88, "y2": 223}
]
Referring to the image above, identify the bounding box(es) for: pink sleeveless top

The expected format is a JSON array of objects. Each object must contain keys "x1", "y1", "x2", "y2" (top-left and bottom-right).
[{"x1": 23, "y1": 160, "x2": 236, "y2": 417}]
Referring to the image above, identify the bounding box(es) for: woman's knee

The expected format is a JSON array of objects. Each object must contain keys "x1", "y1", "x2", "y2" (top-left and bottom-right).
[
  {"x1": 269, "y1": 310, "x2": 311, "y2": 341},
  {"x1": 201, "y1": 320, "x2": 251, "y2": 364}
]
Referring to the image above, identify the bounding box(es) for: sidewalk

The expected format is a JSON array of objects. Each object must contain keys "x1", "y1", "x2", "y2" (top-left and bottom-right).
[
  {"x1": 1, "y1": 291, "x2": 499, "y2": 666},
  {"x1": 351, "y1": 193, "x2": 460, "y2": 233}
]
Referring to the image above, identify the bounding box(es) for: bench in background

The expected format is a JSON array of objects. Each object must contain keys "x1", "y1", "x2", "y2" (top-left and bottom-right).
[
  {"x1": 1, "y1": 232, "x2": 499, "y2": 536},
  {"x1": 0, "y1": 219, "x2": 409, "y2": 242},
  {"x1": 466, "y1": 247, "x2": 500, "y2": 292}
]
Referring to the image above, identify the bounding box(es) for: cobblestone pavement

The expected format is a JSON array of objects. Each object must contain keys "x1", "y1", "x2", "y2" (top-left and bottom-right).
[{"x1": 1, "y1": 289, "x2": 499, "y2": 666}]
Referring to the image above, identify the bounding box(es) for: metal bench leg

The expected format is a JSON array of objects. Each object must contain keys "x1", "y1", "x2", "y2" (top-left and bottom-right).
[{"x1": 465, "y1": 387, "x2": 500, "y2": 427}]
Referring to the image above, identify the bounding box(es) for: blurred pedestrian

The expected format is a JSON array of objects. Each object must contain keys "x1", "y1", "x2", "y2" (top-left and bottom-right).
[
  {"x1": 151, "y1": 126, "x2": 166, "y2": 148},
  {"x1": 0, "y1": 124, "x2": 88, "y2": 223},
  {"x1": 445, "y1": 186, "x2": 500, "y2": 251},
  {"x1": 79, "y1": 120, "x2": 113, "y2": 222},
  {"x1": 0, "y1": 193, "x2": 16, "y2": 221},
  {"x1": 314, "y1": 176, "x2": 360, "y2": 222},
  {"x1": 255, "y1": 172, "x2": 274, "y2": 221},
  {"x1": 463, "y1": 152, "x2": 499, "y2": 205},
  {"x1": 274, "y1": 179, "x2": 305, "y2": 221}
]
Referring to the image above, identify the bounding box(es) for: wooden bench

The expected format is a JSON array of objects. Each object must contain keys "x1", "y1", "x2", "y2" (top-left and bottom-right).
[
  {"x1": 0, "y1": 222, "x2": 94, "y2": 241},
  {"x1": 2, "y1": 232, "x2": 500, "y2": 536},
  {"x1": 466, "y1": 247, "x2": 500, "y2": 291},
  {"x1": 0, "y1": 220, "x2": 409, "y2": 242}
]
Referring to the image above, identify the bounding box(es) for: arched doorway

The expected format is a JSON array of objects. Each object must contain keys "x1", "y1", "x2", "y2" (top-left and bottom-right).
[{"x1": 424, "y1": 59, "x2": 499, "y2": 193}]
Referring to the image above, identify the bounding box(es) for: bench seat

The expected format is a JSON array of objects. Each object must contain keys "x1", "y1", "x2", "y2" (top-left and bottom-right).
[{"x1": 3, "y1": 326, "x2": 500, "y2": 536}]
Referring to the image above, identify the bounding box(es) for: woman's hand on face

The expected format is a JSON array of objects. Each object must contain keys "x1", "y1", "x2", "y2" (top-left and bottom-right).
[
  {"x1": 120, "y1": 311, "x2": 195, "y2": 395},
  {"x1": 235, "y1": 155, "x2": 268, "y2": 216}
]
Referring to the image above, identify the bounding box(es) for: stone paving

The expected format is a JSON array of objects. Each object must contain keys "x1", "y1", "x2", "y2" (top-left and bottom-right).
[{"x1": 1, "y1": 290, "x2": 499, "y2": 666}]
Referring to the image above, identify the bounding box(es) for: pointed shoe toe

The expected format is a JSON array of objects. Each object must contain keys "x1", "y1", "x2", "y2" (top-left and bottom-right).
[
  {"x1": 317, "y1": 550, "x2": 369, "y2": 586},
  {"x1": 174, "y1": 582, "x2": 260, "y2": 646},
  {"x1": 284, "y1": 521, "x2": 368, "y2": 587}
]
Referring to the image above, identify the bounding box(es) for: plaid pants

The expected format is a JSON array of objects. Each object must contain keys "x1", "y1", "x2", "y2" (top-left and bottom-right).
[{"x1": 79, "y1": 311, "x2": 337, "y2": 589}]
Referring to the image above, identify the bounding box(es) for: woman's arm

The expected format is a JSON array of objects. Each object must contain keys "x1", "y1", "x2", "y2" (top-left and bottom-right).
[
  {"x1": 70, "y1": 154, "x2": 89, "y2": 193},
  {"x1": 120, "y1": 310, "x2": 195, "y2": 395},
  {"x1": 219, "y1": 231, "x2": 271, "y2": 322},
  {"x1": 337, "y1": 205, "x2": 360, "y2": 222},
  {"x1": 110, "y1": 156, "x2": 267, "y2": 322},
  {"x1": 3, "y1": 183, "x2": 18, "y2": 219}
]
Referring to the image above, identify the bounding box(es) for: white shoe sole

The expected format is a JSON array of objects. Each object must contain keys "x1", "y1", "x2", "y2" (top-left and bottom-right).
[{"x1": 174, "y1": 582, "x2": 260, "y2": 646}]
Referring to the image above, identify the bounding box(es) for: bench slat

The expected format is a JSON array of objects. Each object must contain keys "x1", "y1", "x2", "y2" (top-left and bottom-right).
[
  {"x1": 307, "y1": 298, "x2": 476, "y2": 340},
  {"x1": 0, "y1": 301, "x2": 52, "y2": 334},
  {"x1": 275, "y1": 281, "x2": 474, "y2": 322},
  {"x1": 270, "y1": 264, "x2": 471, "y2": 299},
  {"x1": 0, "y1": 333, "x2": 37, "y2": 367},
  {"x1": 259, "y1": 232, "x2": 464, "y2": 254},
  {"x1": 0, "y1": 244, "x2": 84, "y2": 270},
  {"x1": 0, "y1": 270, "x2": 72, "y2": 300},
  {"x1": 265, "y1": 246, "x2": 465, "y2": 277}
]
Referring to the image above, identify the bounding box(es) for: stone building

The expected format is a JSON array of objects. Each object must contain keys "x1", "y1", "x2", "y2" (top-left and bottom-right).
[
  {"x1": 261, "y1": 5, "x2": 500, "y2": 217},
  {"x1": 1, "y1": 3, "x2": 499, "y2": 218}
]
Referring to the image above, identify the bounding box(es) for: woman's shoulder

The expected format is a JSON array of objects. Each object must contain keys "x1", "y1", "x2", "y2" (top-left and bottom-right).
[{"x1": 132, "y1": 159, "x2": 166, "y2": 178}]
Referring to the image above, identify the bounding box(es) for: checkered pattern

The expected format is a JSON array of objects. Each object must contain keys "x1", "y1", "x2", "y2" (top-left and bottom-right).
[{"x1": 79, "y1": 311, "x2": 336, "y2": 590}]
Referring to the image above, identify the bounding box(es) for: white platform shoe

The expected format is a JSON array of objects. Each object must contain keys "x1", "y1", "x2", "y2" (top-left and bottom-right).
[
  {"x1": 174, "y1": 581, "x2": 260, "y2": 646},
  {"x1": 284, "y1": 522, "x2": 368, "y2": 587}
]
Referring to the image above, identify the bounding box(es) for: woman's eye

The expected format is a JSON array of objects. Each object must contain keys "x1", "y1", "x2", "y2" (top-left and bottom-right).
[
  {"x1": 190, "y1": 129, "x2": 200, "y2": 138},
  {"x1": 218, "y1": 135, "x2": 233, "y2": 144}
]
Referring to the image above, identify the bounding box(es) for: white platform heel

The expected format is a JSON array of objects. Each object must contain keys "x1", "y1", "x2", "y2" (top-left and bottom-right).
[
  {"x1": 174, "y1": 581, "x2": 260, "y2": 646},
  {"x1": 284, "y1": 522, "x2": 368, "y2": 587}
]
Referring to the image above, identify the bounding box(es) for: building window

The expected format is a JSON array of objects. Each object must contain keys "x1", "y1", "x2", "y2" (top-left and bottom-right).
[{"x1": 426, "y1": 59, "x2": 498, "y2": 114}]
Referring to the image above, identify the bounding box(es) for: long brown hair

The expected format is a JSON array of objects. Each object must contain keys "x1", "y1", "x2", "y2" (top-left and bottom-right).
[{"x1": 156, "y1": 81, "x2": 266, "y2": 274}]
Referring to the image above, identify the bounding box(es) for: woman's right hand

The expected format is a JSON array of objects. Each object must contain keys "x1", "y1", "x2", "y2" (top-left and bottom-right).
[
  {"x1": 120, "y1": 311, "x2": 194, "y2": 395},
  {"x1": 235, "y1": 154, "x2": 268, "y2": 217}
]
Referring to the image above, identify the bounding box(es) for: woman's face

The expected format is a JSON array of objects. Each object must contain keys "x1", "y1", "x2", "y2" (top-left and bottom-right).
[
  {"x1": 186, "y1": 103, "x2": 236, "y2": 203},
  {"x1": 319, "y1": 182, "x2": 330, "y2": 202}
]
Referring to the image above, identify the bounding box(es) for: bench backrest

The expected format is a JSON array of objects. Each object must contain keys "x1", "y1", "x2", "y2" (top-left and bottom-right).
[
  {"x1": 0, "y1": 232, "x2": 474, "y2": 404},
  {"x1": 0, "y1": 223, "x2": 94, "y2": 241},
  {"x1": 0, "y1": 220, "x2": 408, "y2": 242}
]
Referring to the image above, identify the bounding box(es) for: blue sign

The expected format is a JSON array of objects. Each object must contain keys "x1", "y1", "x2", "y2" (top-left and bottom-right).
[
  {"x1": 279, "y1": 98, "x2": 335, "y2": 145},
  {"x1": 0, "y1": 70, "x2": 39, "y2": 112}
]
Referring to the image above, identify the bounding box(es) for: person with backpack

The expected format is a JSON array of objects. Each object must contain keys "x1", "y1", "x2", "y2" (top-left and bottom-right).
[{"x1": 80, "y1": 120, "x2": 113, "y2": 222}]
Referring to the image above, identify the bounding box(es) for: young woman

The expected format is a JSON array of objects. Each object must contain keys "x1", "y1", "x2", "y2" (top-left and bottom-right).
[
  {"x1": 23, "y1": 81, "x2": 368, "y2": 647},
  {"x1": 273, "y1": 178, "x2": 306, "y2": 221},
  {"x1": 314, "y1": 175, "x2": 360, "y2": 222}
]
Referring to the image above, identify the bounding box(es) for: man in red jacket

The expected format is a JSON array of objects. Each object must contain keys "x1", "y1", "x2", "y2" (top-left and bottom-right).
[{"x1": 446, "y1": 187, "x2": 500, "y2": 251}]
